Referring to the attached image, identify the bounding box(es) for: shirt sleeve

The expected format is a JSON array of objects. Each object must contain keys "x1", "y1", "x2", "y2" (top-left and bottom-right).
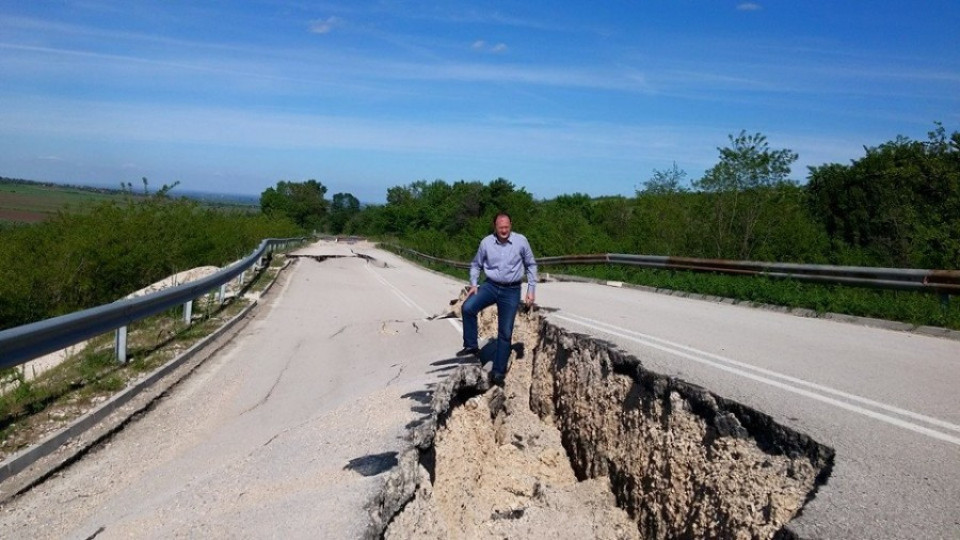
[
  {"x1": 469, "y1": 240, "x2": 484, "y2": 287},
  {"x1": 522, "y1": 238, "x2": 538, "y2": 294}
]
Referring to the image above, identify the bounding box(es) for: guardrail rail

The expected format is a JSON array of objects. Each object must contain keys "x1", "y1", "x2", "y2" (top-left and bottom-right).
[
  {"x1": 384, "y1": 244, "x2": 960, "y2": 296},
  {"x1": 0, "y1": 237, "x2": 307, "y2": 370}
]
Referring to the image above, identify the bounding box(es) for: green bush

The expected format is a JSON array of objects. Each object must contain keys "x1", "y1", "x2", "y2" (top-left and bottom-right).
[{"x1": 0, "y1": 197, "x2": 300, "y2": 331}]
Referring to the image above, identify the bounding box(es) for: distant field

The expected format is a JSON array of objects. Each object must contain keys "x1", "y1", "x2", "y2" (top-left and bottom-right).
[
  {"x1": 0, "y1": 180, "x2": 259, "y2": 223},
  {"x1": 0, "y1": 182, "x2": 128, "y2": 223}
]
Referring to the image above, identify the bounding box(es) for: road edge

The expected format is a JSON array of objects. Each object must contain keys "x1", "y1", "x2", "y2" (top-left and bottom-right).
[
  {"x1": 539, "y1": 272, "x2": 960, "y2": 342},
  {"x1": 379, "y1": 246, "x2": 960, "y2": 342},
  {"x1": 0, "y1": 259, "x2": 297, "y2": 504}
]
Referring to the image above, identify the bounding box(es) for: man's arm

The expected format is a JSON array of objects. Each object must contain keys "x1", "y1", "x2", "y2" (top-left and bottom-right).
[
  {"x1": 467, "y1": 240, "x2": 485, "y2": 297},
  {"x1": 522, "y1": 239, "x2": 538, "y2": 304}
]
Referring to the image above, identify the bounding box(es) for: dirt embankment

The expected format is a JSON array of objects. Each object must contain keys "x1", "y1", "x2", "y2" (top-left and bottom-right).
[{"x1": 371, "y1": 299, "x2": 833, "y2": 539}]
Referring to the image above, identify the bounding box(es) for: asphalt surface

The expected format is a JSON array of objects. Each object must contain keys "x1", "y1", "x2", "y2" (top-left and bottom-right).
[
  {"x1": 0, "y1": 241, "x2": 468, "y2": 538},
  {"x1": 0, "y1": 240, "x2": 957, "y2": 539},
  {"x1": 542, "y1": 281, "x2": 960, "y2": 539}
]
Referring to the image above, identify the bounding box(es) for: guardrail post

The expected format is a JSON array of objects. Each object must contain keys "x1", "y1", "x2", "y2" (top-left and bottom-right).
[
  {"x1": 237, "y1": 270, "x2": 245, "y2": 288},
  {"x1": 115, "y1": 325, "x2": 127, "y2": 363},
  {"x1": 183, "y1": 299, "x2": 193, "y2": 324},
  {"x1": 219, "y1": 283, "x2": 227, "y2": 304},
  {"x1": 940, "y1": 293, "x2": 951, "y2": 312}
]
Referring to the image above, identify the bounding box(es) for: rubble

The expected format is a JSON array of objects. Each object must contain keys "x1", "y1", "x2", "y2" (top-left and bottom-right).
[{"x1": 370, "y1": 299, "x2": 833, "y2": 539}]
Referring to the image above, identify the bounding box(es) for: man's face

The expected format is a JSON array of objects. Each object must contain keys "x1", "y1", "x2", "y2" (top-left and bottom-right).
[{"x1": 495, "y1": 216, "x2": 512, "y2": 241}]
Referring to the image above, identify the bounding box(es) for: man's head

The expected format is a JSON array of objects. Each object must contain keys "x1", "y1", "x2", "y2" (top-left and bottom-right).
[{"x1": 493, "y1": 212, "x2": 512, "y2": 242}]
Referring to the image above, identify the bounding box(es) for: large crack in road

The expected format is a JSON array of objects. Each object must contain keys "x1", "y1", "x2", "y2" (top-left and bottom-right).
[{"x1": 369, "y1": 297, "x2": 834, "y2": 539}]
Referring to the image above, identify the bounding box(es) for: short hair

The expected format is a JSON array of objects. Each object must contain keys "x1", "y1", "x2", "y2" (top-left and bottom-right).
[{"x1": 493, "y1": 212, "x2": 511, "y2": 225}]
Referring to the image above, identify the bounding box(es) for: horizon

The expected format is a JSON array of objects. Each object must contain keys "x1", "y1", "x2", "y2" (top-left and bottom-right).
[{"x1": 1, "y1": 1, "x2": 957, "y2": 203}]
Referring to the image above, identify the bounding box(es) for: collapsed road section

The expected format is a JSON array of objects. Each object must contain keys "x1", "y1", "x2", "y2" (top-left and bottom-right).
[{"x1": 368, "y1": 302, "x2": 834, "y2": 539}]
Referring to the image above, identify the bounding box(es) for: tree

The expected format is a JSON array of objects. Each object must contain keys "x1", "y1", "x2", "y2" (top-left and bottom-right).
[
  {"x1": 260, "y1": 179, "x2": 328, "y2": 231},
  {"x1": 635, "y1": 165, "x2": 694, "y2": 255},
  {"x1": 156, "y1": 180, "x2": 180, "y2": 198},
  {"x1": 695, "y1": 131, "x2": 799, "y2": 259},
  {"x1": 329, "y1": 192, "x2": 360, "y2": 234},
  {"x1": 641, "y1": 162, "x2": 688, "y2": 195},
  {"x1": 807, "y1": 124, "x2": 960, "y2": 268}
]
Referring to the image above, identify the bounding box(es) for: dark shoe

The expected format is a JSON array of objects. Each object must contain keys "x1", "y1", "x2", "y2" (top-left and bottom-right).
[
  {"x1": 490, "y1": 372, "x2": 506, "y2": 387},
  {"x1": 456, "y1": 347, "x2": 480, "y2": 357}
]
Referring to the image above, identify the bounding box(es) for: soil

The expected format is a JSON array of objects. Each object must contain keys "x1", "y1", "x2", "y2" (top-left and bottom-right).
[
  {"x1": 383, "y1": 291, "x2": 829, "y2": 539},
  {"x1": 385, "y1": 295, "x2": 641, "y2": 539}
]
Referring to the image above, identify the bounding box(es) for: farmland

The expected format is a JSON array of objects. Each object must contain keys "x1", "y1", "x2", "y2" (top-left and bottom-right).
[
  {"x1": 0, "y1": 179, "x2": 130, "y2": 223},
  {"x1": 0, "y1": 178, "x2": 259, "y2": 224}
]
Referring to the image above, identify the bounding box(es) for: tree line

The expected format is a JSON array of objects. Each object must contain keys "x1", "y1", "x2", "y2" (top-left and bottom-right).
[
  {"x1": 325, "y1": 124, "x2": 958, "y2": 271},
  {"x1": 3, "y1": 124, "x2": 955, "y2": 331}
]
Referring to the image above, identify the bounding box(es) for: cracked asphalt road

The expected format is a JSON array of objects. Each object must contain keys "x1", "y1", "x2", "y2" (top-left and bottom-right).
[
  {"x1": 0, "y1": 240, "x2": 466, "y2": 539},
  {"x1": 1, "y1": 238, "x2": 957, "y2": 539}
]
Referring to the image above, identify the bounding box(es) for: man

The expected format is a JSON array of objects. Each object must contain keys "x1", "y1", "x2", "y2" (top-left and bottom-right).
[{"x1": 457, "y1": 212, "x2": 538, "y2": 386}]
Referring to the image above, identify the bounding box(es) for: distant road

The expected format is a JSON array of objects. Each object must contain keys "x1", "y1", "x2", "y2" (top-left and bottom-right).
[{"x1": 0, "y1": 241, "x2": 956, "y2": 539}]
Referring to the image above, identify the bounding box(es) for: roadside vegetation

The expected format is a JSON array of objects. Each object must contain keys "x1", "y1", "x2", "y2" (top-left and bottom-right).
[
  {"x1": 0, "y1": 193, "x2": 300, "y2": 331},
  {"x1": 357, "y1": 124, "x2": 960, "y2": 330}
]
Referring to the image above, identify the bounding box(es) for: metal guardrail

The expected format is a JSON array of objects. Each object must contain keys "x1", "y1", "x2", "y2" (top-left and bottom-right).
[
  {"x1": 0, "y1": 237, "x2": 308, "y2": 370},
  {"x1": 384, "y1": 245, "x2": 960, "y2": 295}
]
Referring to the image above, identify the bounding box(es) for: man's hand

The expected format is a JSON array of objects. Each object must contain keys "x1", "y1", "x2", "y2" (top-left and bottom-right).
[
  {"x1": 466, "y1": 285, "x2": 478, "y2": 297},
  {"x1": 525, "y1": 291, "x2": 535, "y2": 306}
]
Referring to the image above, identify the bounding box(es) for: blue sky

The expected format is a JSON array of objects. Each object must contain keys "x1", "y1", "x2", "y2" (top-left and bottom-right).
[{"x1": 1, "y1": 1, "x2": 958, "y2": 202}]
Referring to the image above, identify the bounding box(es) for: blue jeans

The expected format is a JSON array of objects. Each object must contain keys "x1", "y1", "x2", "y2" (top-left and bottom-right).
[{"x1": 462, "y1": 281, "x2": 521, "y2": 377}]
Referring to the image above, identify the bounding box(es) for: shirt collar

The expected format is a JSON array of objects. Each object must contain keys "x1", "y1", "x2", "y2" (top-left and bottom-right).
[{"x1": 495, "y1": 233, "x2": 512, "y2": 245}]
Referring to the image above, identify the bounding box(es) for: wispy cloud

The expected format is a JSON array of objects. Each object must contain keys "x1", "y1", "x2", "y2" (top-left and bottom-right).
[
  {"x1": 471, "y1": 40, "x2": 508, "y2": 53},
  {"x1": 309, "y1": 16, "x2": 340, "y2": 34},
  {"x1": 0, "y1": 39, "x2": 649, "y2": 98},
  {"x1": 393, "y1": 61, "x2": 654, "y2": 93},
  {"x1": 0, "y1": 96, "x2": 695, "y2": 160},
  {"x1": 737, "y1": 3, "x2": 762, "y2": 11}
]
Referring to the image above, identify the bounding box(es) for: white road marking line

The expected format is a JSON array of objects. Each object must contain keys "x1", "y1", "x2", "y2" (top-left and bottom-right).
[
  {"x1": 560, "y1": 312, "x2": 960, "y2": 435},
  {"x1": 364, "y1": 265, "x2": 462, "y2": 334},
  {"x1": 365, "y1": 265, "x2": 427, "y2": 316},
  {"x1": 552, "y1": 312, "x2": 960, "y2": 446}
]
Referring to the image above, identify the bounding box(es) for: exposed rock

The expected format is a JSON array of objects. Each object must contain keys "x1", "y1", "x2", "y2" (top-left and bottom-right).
[{"x1": 372, "y1": 299, "x2": 833, "y2": 539}]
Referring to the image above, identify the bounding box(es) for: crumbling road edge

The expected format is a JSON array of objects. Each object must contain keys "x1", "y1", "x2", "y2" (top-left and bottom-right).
[{"x1": 0, "y1": 259, "x2": 297, "y2": 504}]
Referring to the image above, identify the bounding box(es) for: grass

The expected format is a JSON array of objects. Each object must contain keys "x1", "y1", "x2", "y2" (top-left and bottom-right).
[
  {"x1": 246, "y1": 254, "x2": 288, "y2": 293},
  {"x1": 383, "y1": 244, "x2": 960, "y2": 331},
  {"x1": 549, "y1": 264, "x2": 959, "y2": 330}
]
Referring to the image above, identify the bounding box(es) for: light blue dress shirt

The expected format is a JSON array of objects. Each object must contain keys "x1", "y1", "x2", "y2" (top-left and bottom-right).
[{"x1": 469, "y1": 232, "x2": 538, "y2": 293}]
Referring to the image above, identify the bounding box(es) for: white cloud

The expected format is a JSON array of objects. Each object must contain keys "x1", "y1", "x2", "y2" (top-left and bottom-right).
[
  {"x1": 471, "y1": 40, "x2": 508, "y2": 54},
  {"x1": 737, "y1": 3, "x2": 762, "y2": 11},
  {"x1": 310, "y1": 16, "x2": 340, "y2": 34}
]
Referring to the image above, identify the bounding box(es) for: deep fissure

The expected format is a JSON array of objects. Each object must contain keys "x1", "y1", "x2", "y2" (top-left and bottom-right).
[{"x1": 367, "y1": 300, "x2": 834, "y2": 539}]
